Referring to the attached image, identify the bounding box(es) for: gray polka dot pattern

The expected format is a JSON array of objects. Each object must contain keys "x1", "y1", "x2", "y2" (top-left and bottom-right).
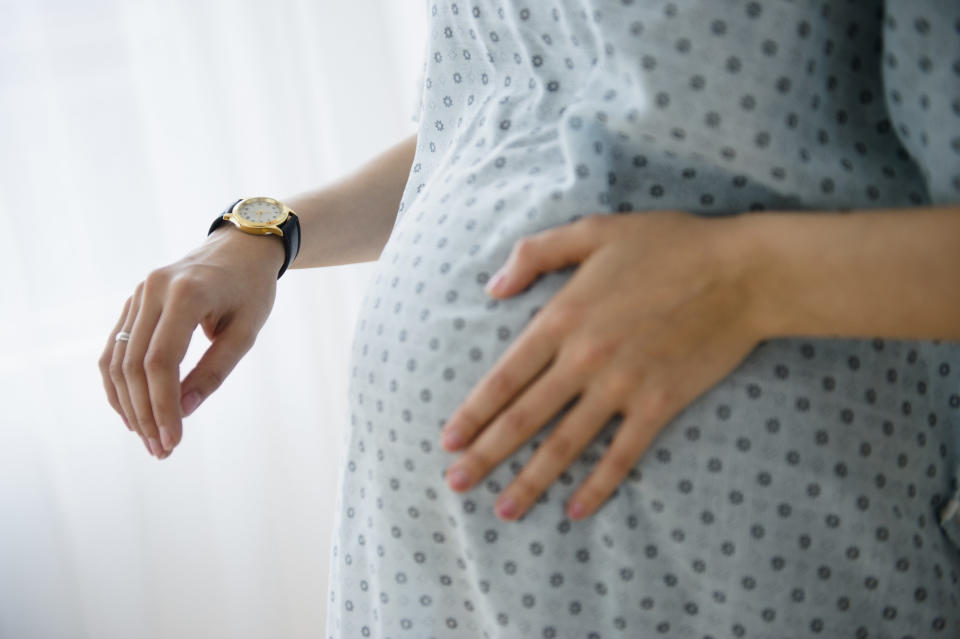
[{"x1": 326, "y1": 2, "x2": 960, "y2": 637}]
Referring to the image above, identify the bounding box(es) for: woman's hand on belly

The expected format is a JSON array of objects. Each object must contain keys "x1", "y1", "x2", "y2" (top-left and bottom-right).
[{"x1": 438, "y1": 210, "x2": 768, "y2": 522}]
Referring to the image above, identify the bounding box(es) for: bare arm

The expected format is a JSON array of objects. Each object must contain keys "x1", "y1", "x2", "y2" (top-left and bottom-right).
[
  {"x1": 105, "y1": 132, "x2": 418, "y2": 458},
  {"x1": 737, "y1": 204, "x2": 960, "y2": 341},
  {"x1": 283, "y1": 132, "x2": 418, "y2": 269}
]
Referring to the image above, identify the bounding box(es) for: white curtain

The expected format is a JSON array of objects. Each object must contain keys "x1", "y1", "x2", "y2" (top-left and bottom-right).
[{"x1": 0, "y1": 2, "x2": 425, "y2": 637}]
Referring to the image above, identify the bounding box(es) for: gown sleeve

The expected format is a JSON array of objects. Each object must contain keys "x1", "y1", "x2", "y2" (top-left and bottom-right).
[
  {"x1": 880, "y1": 0, "x2": 960, "y2": 549},
  {"x1": 880, "y1": 0, "x2": 960, "y2": 205}
]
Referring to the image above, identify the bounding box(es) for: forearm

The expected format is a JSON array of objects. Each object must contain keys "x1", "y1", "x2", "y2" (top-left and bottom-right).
[
  {"x1": 283, "y1": 132, "x2": 418, "y2": 269},
  {"x1": 737, "y1": 204, "x2": 960, "y2": 341}
]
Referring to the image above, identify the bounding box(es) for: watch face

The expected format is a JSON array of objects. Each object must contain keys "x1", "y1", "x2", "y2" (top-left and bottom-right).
[{"x1": 235, "y1": 197, "x2": 285, "y2": 225}]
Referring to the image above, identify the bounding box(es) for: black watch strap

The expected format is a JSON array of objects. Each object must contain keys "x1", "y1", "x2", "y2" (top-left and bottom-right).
[{"x1": 208, "y1": 198, "x2": 301, "y2": 280}]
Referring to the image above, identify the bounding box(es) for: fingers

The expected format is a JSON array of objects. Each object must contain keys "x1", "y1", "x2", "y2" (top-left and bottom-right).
[
  {"x1": 144, "y1": 282, "x2": 208, "y2": 453},
  {"x1": 102, "y1": 269, "x2": 263, "y2": 461},
  {"x1": 443, "y1": 362, "x2": 585, "y2": 496},
  {"x1": 486, "y1": 214, "x2": 608, "y2": 297},
  {"x1": 492, "y1": 388, "x2": 617, "y2": 521},
  {"x1": 99, "y1": 295, "x2": 132, "y2": 430},
  {"x1": 565, "y1": 396, "x2": 666, "y2": 521},
  {"x1": 440, "y1": 314, "x2": 559, "y2": 452},
  {"x1": 124, "y1": 276, "x2": 166, "y2": 457},
  {"x1": 109, "y1": 287, "x2": 144, "y2": 441},
  {"x1": 104, "y1": 273, "x2": 209, "y2": 459},
  {"x1": 178, "y1": 317, "x2": 257, "y2": 420}
]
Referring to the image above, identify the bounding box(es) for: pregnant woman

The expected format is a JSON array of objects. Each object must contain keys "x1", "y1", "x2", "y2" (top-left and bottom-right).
[{"x1": 100, "y1": 1, "x2": 960, "y2": 637}]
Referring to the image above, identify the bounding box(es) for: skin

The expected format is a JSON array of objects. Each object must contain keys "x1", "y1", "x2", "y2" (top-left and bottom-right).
[
  {"x1": 99, "y1": 226, "x2": 284, "y2": 458},
  {"x1": 98, "y1": 133, "x2": 418, "y2": 459},
  {"x1": 99, "y1": 165, "x2": 960, "y2": 524},
  {"x1": 438, "y1": 205, "x2": 960, "y2": 522},
  {"x1": 440, "y1": 210, "x2": 763, "y2": 521}
]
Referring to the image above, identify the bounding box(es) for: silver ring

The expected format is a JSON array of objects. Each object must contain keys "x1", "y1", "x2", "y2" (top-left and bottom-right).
[{"x1": 115, "y1": 330, "x2": 131, "y2": 342}]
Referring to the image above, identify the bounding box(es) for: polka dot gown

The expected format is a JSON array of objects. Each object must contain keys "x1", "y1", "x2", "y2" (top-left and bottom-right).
[{"x1": 326, "y1": 2, "x2": 960, "y2": 637}]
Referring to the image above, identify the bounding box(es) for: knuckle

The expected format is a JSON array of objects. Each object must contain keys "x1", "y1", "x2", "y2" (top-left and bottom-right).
[
  {"x1": 131, "y1": 404, "x2": 152, "y2": 425},
  {"x1": 108, "y1": 361, "x2": 124, "y2": 381},
  {"x1": 120, "y1": 356, "x2": 140, "y2": 377},
  {"x1": 638, "y1": 384, "x2": 673, "y2": 422},
  {"x1": 143, "y1": 349, "x2": 172, "y2": 375},
  {"x1": 599, "y1": 369, "x2": 637, "y2": 403},
  {"x1": 143, "y1": 268, "x2": 169, "y2": 294},
  {"x1": 498, "y1": 408, "x2": 527, "y2": 433},
  {"x1": 168, "y1": 274, "x2": 206, "y2": 304},
  {"x1": 542, "y1": 304, "x2": 582, "y2": 337},
  {"x1": 606, "y1": 447, "x2": 637, "y2": 477},
  {"x1": 486, "y1": 369, "x2": 516, "y2": 398},
  {"x1": 199, "y1": 367, "x2": 227, "y2": 392},
  {"x1": 512, "y1": 236, "x2": 538, "y2": 262},
  {"x1": 568, "y1": 337, "x2": 618, "y2": 373},
  {"x1": 543, "y1": 433, "x2": 575, "y2": 462}
]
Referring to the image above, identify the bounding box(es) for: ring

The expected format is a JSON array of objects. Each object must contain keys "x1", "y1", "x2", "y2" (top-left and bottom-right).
[{"x1": 115, "y1": 331, "x2": 131, "y2": 342}]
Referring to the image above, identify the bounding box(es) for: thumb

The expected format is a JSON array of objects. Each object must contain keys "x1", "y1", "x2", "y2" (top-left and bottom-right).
[
  {"x1": 180, "y1": 320, "x2": 257, "y2": 417},
  {"x1": 486, "y1": 214, "x2": 606, "y2": 297}
]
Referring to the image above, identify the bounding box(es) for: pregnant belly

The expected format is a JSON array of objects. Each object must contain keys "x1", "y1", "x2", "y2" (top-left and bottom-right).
[
  {"x1": 349, "y1": 187, "x2": 957, "y2": 531},
  {"x1": 329, "y1": 121, "x2": 960, "y2": 635},
  {"x1": 343, "y1": 254, "x2": 960, "y2": 635},
  {"x1": 348, "y1": 143, "x2": 958, "y2": 529}
]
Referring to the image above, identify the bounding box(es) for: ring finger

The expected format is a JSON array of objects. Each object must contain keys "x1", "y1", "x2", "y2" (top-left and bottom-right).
[
  {"x1": 100, "y1": 296, "x2": 132, "y2": 430},
  {"x1": 110, "y1": 289, "x2": 140, "y2": 436},
  {"x1": 111, "y1": 288, "x2": 164, "y2": 458},
  {"x1": 123, "y1": 280, "x2": 166, "y2": 457},
  {"x1": 109, "y1": 289, "x2": 160, "y2": 458}
]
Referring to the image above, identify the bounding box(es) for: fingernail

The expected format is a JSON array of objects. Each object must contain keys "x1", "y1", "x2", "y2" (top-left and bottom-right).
[
  {"x1": 122, "y1": 415, "x2": 132, "y2": 431},
  {"x1": 442, "y1": 430, "x2": 462, "y2": 450},
  {"x1": 448, "y1": 467, "x2": 470, "y2": 490},
  {"x1": 148, "y1": 437, "x2": 163, "y2": 458},
  {"x1": 159, "y1": 426, "x2": 174, "y2": 452},
  {"x1": 568, "y1": 501, "x2": 587, "y2": 520},
  {"x1": 497, "y1": 496, "x2": 518, "y2": 519},
  {"x1": 181, "y1": 391, "x2": 202, "y2": 417},
  {"x1": 486, "y1": 270, "x2": 506, "y2": 294}
]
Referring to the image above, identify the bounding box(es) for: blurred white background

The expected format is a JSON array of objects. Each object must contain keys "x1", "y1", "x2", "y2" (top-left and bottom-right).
[{"x1": 0, "y1": 1, "x2": 426, "y2": 637}]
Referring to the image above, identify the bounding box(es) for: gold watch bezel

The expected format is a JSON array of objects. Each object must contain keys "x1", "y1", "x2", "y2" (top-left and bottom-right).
[{"x1": 225, "y1": 196, "x2": 295, "y2": 237}]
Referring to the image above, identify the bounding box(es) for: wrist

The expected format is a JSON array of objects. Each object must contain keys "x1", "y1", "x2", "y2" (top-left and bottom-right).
[
  {"x1": 732, "y1": 209, "x2": 869, "y2": 340},
  {"x1": 205, "y1": 223, "x2": 287, "y2": 275},
  {"x1": 724, "y1": 210, "x2": 820, "y2": 340}
]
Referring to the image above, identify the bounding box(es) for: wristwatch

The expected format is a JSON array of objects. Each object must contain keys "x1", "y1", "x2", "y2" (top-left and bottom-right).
[{"x1": 208, "y1": 197, "x2": 301, "y2": 279}]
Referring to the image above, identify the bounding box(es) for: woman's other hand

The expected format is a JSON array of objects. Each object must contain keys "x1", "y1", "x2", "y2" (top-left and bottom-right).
[
  {"x1": 98, "y1": 226, "x2": 285, "y2": 459},
  {"x1": 439, "y1": 210, "x2": 766, "y2": 521}
]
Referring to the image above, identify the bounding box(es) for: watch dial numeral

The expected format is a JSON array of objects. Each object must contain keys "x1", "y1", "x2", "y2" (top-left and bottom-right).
[{"x1": 239, "y1": 198, "x2": 282, "y2": 224}]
